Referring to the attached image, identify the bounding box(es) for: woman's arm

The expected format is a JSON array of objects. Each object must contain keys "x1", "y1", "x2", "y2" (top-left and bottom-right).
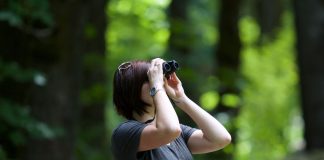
[
  {"x1": 176, "y1": 97, "x2": 231, "y2": 154},
  {"x1": 165, "y1": 73, "x2": 231, "y2": 154},
  {"x1": 138, "y1": 58, "x2": 181, "y2": 151}
]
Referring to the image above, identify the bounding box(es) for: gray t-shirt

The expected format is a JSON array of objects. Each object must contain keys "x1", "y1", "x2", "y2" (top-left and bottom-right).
[{"x1": 111, "y1": 120, "x2": 197, "y2": 160}]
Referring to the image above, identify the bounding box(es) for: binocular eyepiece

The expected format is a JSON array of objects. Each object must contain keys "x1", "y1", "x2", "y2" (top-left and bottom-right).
[{"x1": 162, "y1": 60, "x2": 179, "y2": 76}]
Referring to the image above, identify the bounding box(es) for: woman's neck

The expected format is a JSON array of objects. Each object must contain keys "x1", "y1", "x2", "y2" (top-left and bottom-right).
[{"x1": 133, "y1": 106, "x2": 155, "y2": 123}]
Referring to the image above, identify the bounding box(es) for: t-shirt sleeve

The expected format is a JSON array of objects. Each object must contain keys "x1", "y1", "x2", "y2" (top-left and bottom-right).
[
  {"x1": 111, "y1": 120, "x2": 147, "y2": 159},
  {"x1": 180, "y1": 124, "x2": 197, "y2": 144}
]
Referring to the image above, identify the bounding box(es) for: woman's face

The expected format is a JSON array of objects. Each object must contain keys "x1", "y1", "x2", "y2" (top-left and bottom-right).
[{"x1": 141, "y1": 82, "x2": 153, "y2": 106}]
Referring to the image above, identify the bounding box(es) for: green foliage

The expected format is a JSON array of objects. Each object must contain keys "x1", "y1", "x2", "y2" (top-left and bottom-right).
[
  {"x1": 0, "y1": 60, "x2": 36, "y2": 82},
  {"x1": 0, "y1": 59, "x2": 61, "y2": 158},
  {"x1": 107, "y1": 0, "x2": 170, "y2": 64},
  {"x1": 81, "y1": 54, "x2": 108, "y2": 106},
  {"x1": 84, "y1": 23, "x2": 98, "y2": 40},
  {"x1": 76, "y1": 124, "x2": 108, "y2": 160},
  {"x1": 167, "y1": 0, "x2": 220, "y2": 104},
  {"x1": 0, "y1": 98, "x2": 62, "y2": 147},
  {"x1": 0, "y1": 147, "x2": 8, "y2": 160},
  {"x1": 80, "y1": 83, "x2": 107, "y2": 106},
  {"x1": 239, "y1": 16, "x2": 260, "y2": 45},
  {"x1": 235, "y1": 13, "x2": 303, "y2": 160},
  {"x1": 106, "y1": 0, "x2": 171, "y2": 105},
  {"x1": 0, "y1": 0, "x2": 53, "y2": 27},
  {"x1": 188, "y1": 0, "x2": 220, "y2": 46},
  {"x1": 222, "y1": 93, "x2": 241, "y2": 108},
  {"x1": 199, "y1": 91, "x2": 220, "y2": 111}
]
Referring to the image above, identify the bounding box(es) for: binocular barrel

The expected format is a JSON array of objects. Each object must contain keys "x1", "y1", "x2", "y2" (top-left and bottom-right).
[{"x1": 162, "y1": 60, "x2": 179, "y2": 76}]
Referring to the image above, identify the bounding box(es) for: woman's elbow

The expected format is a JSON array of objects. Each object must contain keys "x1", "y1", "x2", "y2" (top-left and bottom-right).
[
  {"x1": 168, "y1": 126, "x2": 182, "y2": 139},
  {"x1": 210, "y1": 133, "x2": 231, "y2": 150},
  {"x1": 218, "y1": 133, "x2": 231, "y2": 148},
  {"x1": 222, "y1": 133, "x2": 232, "y2": 146},
  {"x1": 159, "y1": 125, "x2": 182, "y2": 140}
]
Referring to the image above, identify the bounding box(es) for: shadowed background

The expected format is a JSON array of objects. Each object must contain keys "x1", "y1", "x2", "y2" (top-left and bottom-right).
[{"x1": 0, "y1": 0, "x2": 324, "y2": 159}]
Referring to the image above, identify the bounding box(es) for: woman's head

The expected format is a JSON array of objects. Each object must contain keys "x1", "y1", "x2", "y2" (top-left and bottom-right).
[{"x1": 113, "y1": 60, "x2": 151, "y2": 119}]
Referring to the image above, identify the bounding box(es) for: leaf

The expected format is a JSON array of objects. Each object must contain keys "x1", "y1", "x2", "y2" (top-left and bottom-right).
[
  {"x1": 222, "y1": 93, "x2": 240, "y2": 108},
  {"x1": 199, "y1": 91, "x2": 219, "y2": 111}
]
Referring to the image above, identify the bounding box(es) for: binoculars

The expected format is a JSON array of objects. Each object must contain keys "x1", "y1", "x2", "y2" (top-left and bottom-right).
[{"x1": 162, "y1": 60, "x2": 179, "y2": 76}]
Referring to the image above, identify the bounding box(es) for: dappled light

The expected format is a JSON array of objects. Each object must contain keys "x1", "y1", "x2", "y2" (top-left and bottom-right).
[{"x1": 1, "y1": 0, "x2": 324, "y2": 160}]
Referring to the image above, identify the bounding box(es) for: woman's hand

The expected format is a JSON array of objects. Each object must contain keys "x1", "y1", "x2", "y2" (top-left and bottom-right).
[
  {"x1": 147, "y1": 58, "x2": 164, "y2": 88},
  {"x1": 164, "y1": 72, "x2": 187, "y2": 102}
]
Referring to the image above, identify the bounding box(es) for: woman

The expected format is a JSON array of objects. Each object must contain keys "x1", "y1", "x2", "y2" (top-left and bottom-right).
[{"x1": 111, "y1": 58, "x2": 231, "y2": 159}]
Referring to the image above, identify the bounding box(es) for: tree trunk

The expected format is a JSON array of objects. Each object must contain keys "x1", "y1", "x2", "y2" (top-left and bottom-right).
[
  {"x1": 166, "y1": 0, "x2": 200, "y2": 101},
  {"x1": 0, "y1": 0, "x2": 107, "y2": 159},
  {"x1": 214, "y1": 0, "x2": 241, "y2": 159},
  {"x1": 167, "y1": 0, "x2": 190, "y2": 56},
  {"x1": 294, "y1": 0, "x2": 324, "y2": 151},
  {"x1": 256, "y1": 0, "x2": 283, "y2": 37},
  {"x1": 216, "y1": 0, "x2": 241, "y2": 94},
  {"x1": 75, "y1": 0, "x2": 109, "y2": 159},
  {"x1": 216, "y1": 0, "x2": 241, "y2": 111}
]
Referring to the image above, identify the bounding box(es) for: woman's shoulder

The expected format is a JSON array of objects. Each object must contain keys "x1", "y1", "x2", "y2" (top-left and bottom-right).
[
  {"x1": 116, "y1": 120, "x2": 144, "y2": 128},
  {"x1": 111, "y1": 120, "x2": 148, "y2": 157},
  {"x1": 112, "y1": 120, "x2": 146, "y2": 136}
]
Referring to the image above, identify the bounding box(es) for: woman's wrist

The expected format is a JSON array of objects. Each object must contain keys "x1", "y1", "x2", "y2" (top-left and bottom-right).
[
  {"x1": 172, "y1": 95, "x2": 189, "y2": 106},
  {"x1": 150, "y1": 86, "x2": 165, "y2": 97},
  {"x1": 150, "y1": 81, "x2": 164, "y2": 88}
]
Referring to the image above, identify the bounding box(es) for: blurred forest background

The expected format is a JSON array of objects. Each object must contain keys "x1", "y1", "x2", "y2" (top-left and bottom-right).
[{"x1": 1, "y1": 0, "x2": 324, "y2": 160}]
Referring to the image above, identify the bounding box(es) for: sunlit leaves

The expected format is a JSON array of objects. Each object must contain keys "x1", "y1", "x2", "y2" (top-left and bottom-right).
[
  {"x1": 107, "y1": 0, "x2": 170, "y2": 65},
  {"x1": 199, "y1": 91, "x2": 240, "y2": 111},
  {"x1": 222, "y1": 93, "x2": 240, "y2": 108},
  {"x1": 188, "y1": 0, "x2": 219, "y2": 46},
  {"x1": 235, "y1": 13, "x2": 302, "y2": 160},
  {"x1": 239, "y1": 16, "x2": 260, "y2": 45},
  {"x1": 200, "y1": 91, "x2": 220, "y2": 111}
]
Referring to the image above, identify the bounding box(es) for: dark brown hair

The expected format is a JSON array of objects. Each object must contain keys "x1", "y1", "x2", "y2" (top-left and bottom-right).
[{"x1": 113, "y1": 60, "x2": 151, "y2": 119}]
